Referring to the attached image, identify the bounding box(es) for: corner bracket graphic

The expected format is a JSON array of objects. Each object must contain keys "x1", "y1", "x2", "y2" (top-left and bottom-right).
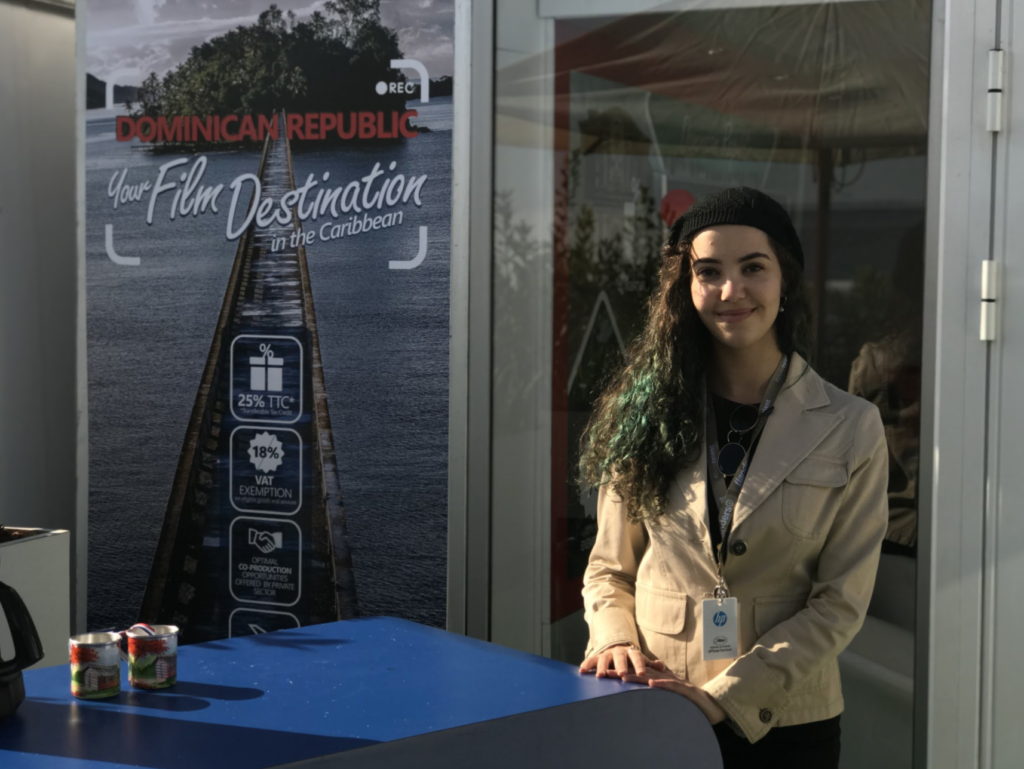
[
  {"x1": 105, "y1": 224, "x2": 140, "y2": 266},
  {"x1": 389, "y1": 59, "x2": 430, "y2": 103},
  {"x1": 389, "y1": 226, "x2": 428, "y2": 270}
]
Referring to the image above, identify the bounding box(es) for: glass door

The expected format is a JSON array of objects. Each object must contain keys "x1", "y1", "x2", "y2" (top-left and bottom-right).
[{"x1": 489, "y1": 1, "x2": 935, "y2": 766}]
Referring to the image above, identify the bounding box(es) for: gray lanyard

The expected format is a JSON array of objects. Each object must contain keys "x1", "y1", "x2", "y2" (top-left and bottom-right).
[{"x1": 706, "y1": 355, "x2": 789, "y2": 588}]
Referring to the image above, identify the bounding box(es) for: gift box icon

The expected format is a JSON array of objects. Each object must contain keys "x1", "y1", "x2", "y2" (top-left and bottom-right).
[{"x1": 250, "y1": 344, "x2": 284, "y2": 392}]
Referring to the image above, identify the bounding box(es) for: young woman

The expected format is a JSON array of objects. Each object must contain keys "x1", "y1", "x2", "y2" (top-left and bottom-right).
[{"x1": 577, "y1": 187, "x2": 889, "y2": 768}]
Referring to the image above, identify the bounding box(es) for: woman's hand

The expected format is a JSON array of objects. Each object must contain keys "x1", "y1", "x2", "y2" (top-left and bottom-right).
[
  {"x1": 578, "y1": 643, "x2": 666, "y2": 679},
  {"x1": 620, "y1": 669, "x2": 727, "y2": 726}
]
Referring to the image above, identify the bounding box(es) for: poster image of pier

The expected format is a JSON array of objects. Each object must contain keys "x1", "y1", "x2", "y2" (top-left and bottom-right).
[{"x1": 84, "y1": 0, "x2": 453, "y2": 642}]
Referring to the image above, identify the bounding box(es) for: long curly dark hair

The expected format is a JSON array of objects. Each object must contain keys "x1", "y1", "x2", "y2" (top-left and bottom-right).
[{"x1": 576, "y1": 230, "x2": 814, "y2": 523}]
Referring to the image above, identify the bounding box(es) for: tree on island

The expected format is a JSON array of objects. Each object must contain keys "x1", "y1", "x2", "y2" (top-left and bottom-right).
[{"x1": 131, "y1": 0, "x2": 407, "y2": 147}]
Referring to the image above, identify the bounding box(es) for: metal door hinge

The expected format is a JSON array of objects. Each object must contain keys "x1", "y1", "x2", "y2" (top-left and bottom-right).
[
  {"x1": 988, "y1": 50, "x2": 1006, "y2": 132},
  {"x1": 981, "y1": 261, "x2": 998, "y2": 341}
]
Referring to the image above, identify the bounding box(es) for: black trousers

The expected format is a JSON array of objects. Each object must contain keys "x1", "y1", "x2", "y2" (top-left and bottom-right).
[{"x1": 713, "y1": 716, "x2": 841, "y2": 769}]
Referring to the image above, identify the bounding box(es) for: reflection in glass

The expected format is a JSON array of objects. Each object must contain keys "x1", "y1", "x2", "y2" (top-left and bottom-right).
[{"x1": 493, "y1": 6, "x2": 928, "y2": 760}]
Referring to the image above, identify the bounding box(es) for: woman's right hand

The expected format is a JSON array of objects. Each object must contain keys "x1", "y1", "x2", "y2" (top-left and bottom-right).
[{"x1": 578, "y1": 643, "x2": 667, "y2": 679}]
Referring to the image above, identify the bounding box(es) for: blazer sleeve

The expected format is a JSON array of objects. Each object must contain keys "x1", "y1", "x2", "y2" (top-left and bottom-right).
[
  {"x1": 581, "y1": 480, "x2": 648, "y2": 658},
  {"x1": 702, "y1": 404, "x2": 890, "y2": 742}
]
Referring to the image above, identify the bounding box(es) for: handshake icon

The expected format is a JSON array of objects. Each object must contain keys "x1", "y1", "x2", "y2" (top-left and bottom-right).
[{"x1": 249, "y1": 529, "x2": 283, "y2": 554}]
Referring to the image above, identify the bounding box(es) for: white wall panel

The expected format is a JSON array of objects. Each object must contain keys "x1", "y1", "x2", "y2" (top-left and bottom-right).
[{"x1": 0, "y1": 0, "x2": 81, "y2": 631}]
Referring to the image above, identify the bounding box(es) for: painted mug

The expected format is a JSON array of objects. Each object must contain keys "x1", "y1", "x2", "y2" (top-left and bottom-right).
[
  {"x1": 123, "y1": 623, "x2": 178, "y2": 690},
  {"x1": 69, "y1": 632, "x2": 122, "y2": 699}
]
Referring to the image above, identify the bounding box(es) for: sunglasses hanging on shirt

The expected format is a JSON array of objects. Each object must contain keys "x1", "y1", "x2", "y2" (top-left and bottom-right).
[{"x1": 716, "y1": 402, "x2": 774, "y2": 476}]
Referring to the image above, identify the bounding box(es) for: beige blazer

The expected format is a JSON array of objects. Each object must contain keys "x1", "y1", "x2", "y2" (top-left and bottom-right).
[{"x1": 582, "y1": 354, "x2": 889, "y2": 743}]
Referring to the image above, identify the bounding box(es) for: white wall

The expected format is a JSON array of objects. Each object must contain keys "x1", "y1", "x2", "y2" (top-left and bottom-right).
[{"x1": 0, "y1": 0, "x2": 83, "y2": 632}]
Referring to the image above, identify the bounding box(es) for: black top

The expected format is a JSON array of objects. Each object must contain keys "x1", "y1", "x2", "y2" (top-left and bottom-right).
[{"x1": 708, "y1": 394, "x2": 763, "y2": 562}]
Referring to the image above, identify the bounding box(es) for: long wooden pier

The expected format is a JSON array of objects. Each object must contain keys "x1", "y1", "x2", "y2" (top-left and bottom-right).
[{"x1": 140, "y1": 115, "x2": 358, "y2": 642}]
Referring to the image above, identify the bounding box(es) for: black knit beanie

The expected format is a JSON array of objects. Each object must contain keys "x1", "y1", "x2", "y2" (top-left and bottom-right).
[{"x1": 668, "y1": 187, "x2": 804, "y2": 270}]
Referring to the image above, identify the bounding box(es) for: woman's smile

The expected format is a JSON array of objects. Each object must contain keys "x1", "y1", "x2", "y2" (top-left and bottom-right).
[{"x1": 716, "y1": 307, "x2": 756, "y2": 323}]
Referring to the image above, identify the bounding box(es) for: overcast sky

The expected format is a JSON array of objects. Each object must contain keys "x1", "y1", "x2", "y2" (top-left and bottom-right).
[{"x1": 85, "y1": 0, "x2": 454, "y2": 85}]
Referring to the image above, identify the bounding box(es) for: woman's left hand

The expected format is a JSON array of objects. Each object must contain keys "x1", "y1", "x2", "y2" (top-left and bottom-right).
[{"x1": 620, "y1": 669, "x2": 727, "y2": 726}]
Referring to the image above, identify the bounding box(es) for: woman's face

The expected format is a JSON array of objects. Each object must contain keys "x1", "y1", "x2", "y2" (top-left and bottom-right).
[{"x1": 689, "y1": 225, "x2": 784, "y2": 352}]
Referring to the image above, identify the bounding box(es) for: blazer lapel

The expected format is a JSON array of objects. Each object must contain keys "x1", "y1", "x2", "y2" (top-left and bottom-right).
[{"x1": 730, "y1": 355, "x2": 844, "y2": 531}]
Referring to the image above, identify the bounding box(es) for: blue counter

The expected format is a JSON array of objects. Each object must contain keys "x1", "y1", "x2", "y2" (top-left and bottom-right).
[{"x1": 0, "y1": 618, "x2": 721, "y2": 768}]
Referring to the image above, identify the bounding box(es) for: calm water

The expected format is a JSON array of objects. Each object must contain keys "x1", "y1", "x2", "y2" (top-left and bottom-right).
[{"x1": 86, "y1": 99, "x2": 452, "y2": 632}]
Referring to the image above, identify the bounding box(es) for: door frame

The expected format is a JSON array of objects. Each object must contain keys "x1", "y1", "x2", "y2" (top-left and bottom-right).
[
  {"x1": 919, "y1": 0, "x2": 999, "y2": 766},
  {"x1": 448, "y1": 0, "x2": 496, "y2": 639}
]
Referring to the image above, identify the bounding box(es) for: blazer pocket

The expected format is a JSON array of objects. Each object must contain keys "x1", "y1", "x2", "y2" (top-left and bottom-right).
[
  {"x1": 635, "y1": 583, "x2": 689, "y2": 678},
  {"x1": 781, "y1": 455, "x2": 850, "y2": 539},
  {"x1": 635, "y1": 583, "x2": 689, "y2": 635}
]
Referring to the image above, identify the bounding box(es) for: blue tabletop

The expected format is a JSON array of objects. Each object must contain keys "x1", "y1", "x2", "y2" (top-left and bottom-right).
[{"x1": 0, "y1": 618, "x2": 643, "y2": 769}]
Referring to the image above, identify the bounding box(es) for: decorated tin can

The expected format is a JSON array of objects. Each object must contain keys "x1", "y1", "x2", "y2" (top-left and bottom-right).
[
  {"x1": 125, "y1": 624, "x2": 178, "y2": 690},
  {"x1": 69, "y1": 632, "x2": 122, "y2": 699}
]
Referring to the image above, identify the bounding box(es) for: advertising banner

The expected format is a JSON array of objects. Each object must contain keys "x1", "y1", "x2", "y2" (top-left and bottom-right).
[{"x1": 84, "y1": 0, "x2": 453, "y2": 642}]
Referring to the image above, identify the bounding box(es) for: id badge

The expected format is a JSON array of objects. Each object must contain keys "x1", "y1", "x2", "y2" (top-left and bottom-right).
[{"x1": 702, "y1": 597, "x2": 739, "y2": 661}]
